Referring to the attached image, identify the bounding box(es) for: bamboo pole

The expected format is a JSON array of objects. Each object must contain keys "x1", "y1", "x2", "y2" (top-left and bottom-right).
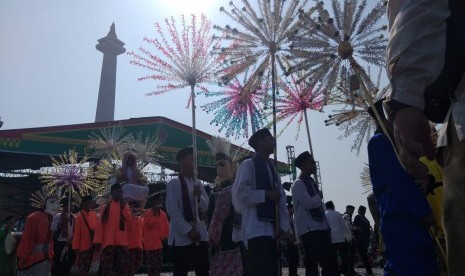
[
  {"x1": 190, "y1": 84, "x2": 200, "y2": 246},
  {"x1": 303, "y1": 109, "x2": 314, "y2": 156},
  {"x1": 348, "y1": 57, "x2": 401, "y2": 163},
  {"x1": 271, "y1": 49, "x2": 282, "y2": 276}
]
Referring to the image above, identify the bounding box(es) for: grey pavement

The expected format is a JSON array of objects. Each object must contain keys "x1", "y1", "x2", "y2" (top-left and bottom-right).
[{"x1": 137, "y1": 267, "x2": 384, "y2": 275}]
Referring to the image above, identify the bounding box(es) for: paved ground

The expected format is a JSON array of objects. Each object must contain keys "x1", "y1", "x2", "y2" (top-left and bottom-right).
[{"x1": 137, "y1": 267, "x2": 384, "y2": 275}]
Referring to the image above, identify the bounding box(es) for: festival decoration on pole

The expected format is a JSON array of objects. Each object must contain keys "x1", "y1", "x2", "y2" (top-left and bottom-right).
[
  {"x1": 214, "y1": 0, "x2": 309, "y2": 154},
  {"x1": 288, "y1": 0, "x2": 397, "y2": 168},
  {"x1": 360, "y1": 163, "x2": 371, "y2": 194},
  {"x1": 275, "y1": 73, "x2": 325, "y2": 193},
  {"x1": 276, "y1": 74, "x2": 325, "y2": 153},
  {"x1": 201, "y1": 69, "x2": 270, "y2": 139},
  {"x1": 40, "y1": 150, "x2": 98, "y2": 198},
  {"x1": 214, "y1": 3, "x2": 307, "y2": 269},
  {"x1": 325, "y1": 67, "x2": 388, "y2": 154},
  {"x1": 287, "y1": 0, "x2": 387, "y2": 91},
  {"x1": 40, "y1": 150, "x2": 99, "y2": 259},
  {"x1": 86, "y1": 159, "x2": 118, "y2": 203},
  {"x1": 88, "y1": 123, "x2": 132, "y2": 160},
  {"x1": 125, "y1": 133, "x2": 160, "y2": 165},
  {"x1": 129, "y1": 14, "x2": 227, "y2": 229},
  {"x1": 205, "y1": 136, "x2": 249, "y2": 167},
  {"x1": 89, "y1": 125, "x2": 160, "y2": 170},
  {"x1": 30, "y1": 185, "x2": 62, "y2": 210}
]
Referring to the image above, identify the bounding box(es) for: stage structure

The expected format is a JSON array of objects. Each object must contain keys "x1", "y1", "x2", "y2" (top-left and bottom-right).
[{"x1": 0, "y1": 116, "x2": 291, "y2": 219}]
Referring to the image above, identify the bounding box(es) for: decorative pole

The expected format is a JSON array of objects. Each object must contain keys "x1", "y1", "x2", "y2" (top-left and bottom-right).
[
  {"x1": 275, "y1": 74, "x2": 325, "y2": 192},
  {"x1": 129, "y1": 14, "x2": 226, "y2": 167},
  {"x1": 303, "y1": 109, "x2": 314, "y2": 156},
  {"x1": 190, "y1": 83, "x2": 200, "y2": 231},
  {"x1": 214, "y1": 0, "x2": 307, "y2": 143}
]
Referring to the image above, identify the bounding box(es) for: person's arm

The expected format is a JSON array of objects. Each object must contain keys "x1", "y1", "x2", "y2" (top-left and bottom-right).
[
  {"x1": 16, "y1": 216, "x2": 34, "y2": 261},
  {"x1": 93, "y1": 208, "x2": 104, "y2": 245},
  {"x1": 291, "y1": 179, "x2": 322, "y2": 210},
  {"x1": 161, "y1": 211, "x2": 169, "y2": 240},
  {"x1": 368, "y1": 134, "x2": 432, "y2": 222},
  {"x1": 122, "y1": 203, "x2": 132, "y2": 222},
  {"x1": 387, "y1": 0, "x2": 449, "y2": 109},
  {"x1": 232, "y1": 160, "x2": 266, "y2": 208},
  {"x1": 278, "y1": 179, "x2": 290, "y2": 233},
  {"x1": 352, "y1": 215, "x2": 362, "y2": 236},
  {"x1": 386, "y1": 0, "x2": 449, "y2": 183},
  {"x1": 340, "y1": 214, "x2": 353, "y2": 241},
  {"x1": 197, "y1": 182, "x2": 209, "y2": 212},
  {"x1": 165, "y1": 179, "x2": 194, "y2": 235}
]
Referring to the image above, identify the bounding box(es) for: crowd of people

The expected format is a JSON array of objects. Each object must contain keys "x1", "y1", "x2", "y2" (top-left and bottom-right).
[
  {"x1": 0, "y1": 185, "x2": 169, "y2": 276},
  {"x1": 1, "y1": 130, "x2": 381, "y2": 276},
  {"x1": 2, "y1": 1, "x2": 465, "y2": 275}
]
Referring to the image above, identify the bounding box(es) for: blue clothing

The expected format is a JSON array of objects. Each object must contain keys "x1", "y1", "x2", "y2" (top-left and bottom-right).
[{"x1": 368, "y1": 133, "x2": 439, "y2": 276}]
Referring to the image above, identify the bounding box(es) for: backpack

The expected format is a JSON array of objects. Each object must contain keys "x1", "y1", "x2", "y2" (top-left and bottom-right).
[{"x1": 424, "y1": 0, "x2": 465, "y2": 123}]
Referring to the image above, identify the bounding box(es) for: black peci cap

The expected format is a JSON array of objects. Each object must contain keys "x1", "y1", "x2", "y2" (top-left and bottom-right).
[
  {"x1": 248, "y1": 128, "x2": 272, "y2": 149},
  {"x1": 294, "y1": 151, "x2": 313, "y2": 169},
  {"x1": 176, "y1": 146, "x2": 194, "y2": 162}
]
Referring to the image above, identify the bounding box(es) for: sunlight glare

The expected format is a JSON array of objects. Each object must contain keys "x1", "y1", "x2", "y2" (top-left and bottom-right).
[{"x1": 159, "y1": 0, "x2": 217, "y2": 15}]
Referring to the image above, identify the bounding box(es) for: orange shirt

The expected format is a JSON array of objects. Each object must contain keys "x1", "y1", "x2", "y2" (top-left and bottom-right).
[
  {"x1": 72, "y1": 210, "x2": 98, "y2": 252},
  {"x1": 16, "y1": 211, "x2": 54, "y2": 270},
  {"x1": 94, "y1": 200, "x2": 131, "y2": 249},
  {"x1": 143, "y1": 209, "x2": 169, "y2": 251},
  {"x1": 127, "y1": 216, "x2": 143, "y2": 249}
]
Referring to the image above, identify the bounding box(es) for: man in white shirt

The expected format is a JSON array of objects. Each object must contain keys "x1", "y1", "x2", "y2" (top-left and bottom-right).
[
  {"x1": 165, "y1": 146, "x2": 210, "y2": 276},
  {"x1": 384, "y1": 1, "x2": 465, "y2": 274},
  {"x1": 292, "y1": 151, "x2": 339, "y2": 276},
  {"x1": 232, "y1": 128, "x2": 291, "y2": 276},
  {"x1": 325, "y1": 201, "x2": 352, "y2": 276}
]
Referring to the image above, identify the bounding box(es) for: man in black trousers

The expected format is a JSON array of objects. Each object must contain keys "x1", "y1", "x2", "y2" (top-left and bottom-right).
[
  {"x1": 353, "y1": 206, "x2": 373, "y2": 275},
  {"x1": 292, "y1": 151, "x2": 339, "y2": 276}
]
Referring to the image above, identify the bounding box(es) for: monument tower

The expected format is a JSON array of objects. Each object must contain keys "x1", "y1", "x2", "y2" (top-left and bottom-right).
[{"x1": 95, "y1": 23, "x2": 126, "y2": 122}]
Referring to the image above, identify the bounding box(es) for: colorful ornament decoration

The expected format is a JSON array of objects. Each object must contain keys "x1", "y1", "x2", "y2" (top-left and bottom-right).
[
  {"x1": 124, "y1": 133, "x2": 160, "y2": 165},
  {"x1": 276, "y1": 74, "x2": 325, "y2": 142},
  {"x1": 213, "y1": 0, "x2": 309, "y2": 159},
  {"x1": 128, "y1": 14, "x2": 227, "y2": 102},
  {"x1": 88, "y1": 123, "x2": 132, "y2": 160},
  {"x1": 205, "y1": 136, "x2": 249, "y2": 186},
  {"x1": 129, "y1": 14, "x2": 228, "y2": 185},
  {"x1": 205, "y1": 136, "x2": 248, "y2": 164},
  {"x1": 214, "y1": 0, "x2": 308, "y2": 86},
  {"x1": 287, "y1": 0, "x2": 387, "y2": 92},
  {"x1": 40, "y1": 150, "x2": 99, "y2": 197},
  {"x1": 30, "y1": 185, "x2": 62, "y2": 210},
  {"x1": 201, "y1": 69, "x2": 269, "y2": 138},
  {"x1": 325, "y1": 67, "x2": 388, "y2": 154},
  {"x1": 206, "y1": 136, "x2": 232, "y2": 160},
  {"x1": 87, "y1": 159, "x2": 117, "y2": 196}
]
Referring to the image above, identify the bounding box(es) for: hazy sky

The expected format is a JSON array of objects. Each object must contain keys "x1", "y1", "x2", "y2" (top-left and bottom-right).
[{"x1": 0, "y1": 0, "x2": 388, "y2": 222}]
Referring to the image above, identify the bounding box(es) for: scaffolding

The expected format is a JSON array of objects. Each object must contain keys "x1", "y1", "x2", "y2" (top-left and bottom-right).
[{"x1": 286, "y1": 145, "x2": 296, "y2": 182}]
